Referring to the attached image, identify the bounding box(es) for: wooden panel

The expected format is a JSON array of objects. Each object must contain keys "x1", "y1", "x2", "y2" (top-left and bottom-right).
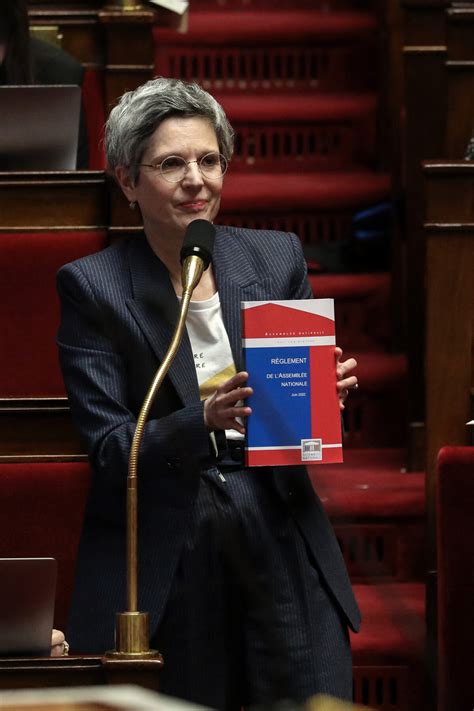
[
  {"x1": 423, "y1": 162, "x2": 474, "y2": 223},
  {"x1": 0, "y1": 400, "x2": 83, "y2": 457},
  {"x1": 423, "y1": 160, "x2": 474, "y2": 690},
  {"x1": 425, "y1": 227, "x2": 474, "y2": 465},
  {"x1": 402, "y1": 0, "x2": 449, "y2": 46},
  {"x1": 447, "y1": 6, "x2": 474, "y2": 61},
  {"x1": 0, "y1": 172, "x2": 108, "y2": 229},
  {"x1": 424, "y1": 161, "x2": 474, "y2": 487},
  {"x1": 403, "y1": 45, "x2": 447, "y2": 421},
  {"x1": 445, "y1": 8, "x2": 474, "y2": 157}
]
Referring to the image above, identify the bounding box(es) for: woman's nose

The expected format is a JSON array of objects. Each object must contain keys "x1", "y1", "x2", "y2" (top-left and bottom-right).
[{"x1": 181, "y1": 160, "x2": 204, "y2": 186}]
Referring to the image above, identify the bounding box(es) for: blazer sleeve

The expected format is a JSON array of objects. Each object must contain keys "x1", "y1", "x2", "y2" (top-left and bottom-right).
[
  {"x1": 57, "y1": 262, "x2": 213, "y2": 495},
  {"x1": 288, "y1": 232, "x2": 313, "y2": 301}
]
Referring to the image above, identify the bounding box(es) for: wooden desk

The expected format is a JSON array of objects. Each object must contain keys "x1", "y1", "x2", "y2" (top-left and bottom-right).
[{"x1": 0, "y1": 655, "x2": 162, "y2": 691}]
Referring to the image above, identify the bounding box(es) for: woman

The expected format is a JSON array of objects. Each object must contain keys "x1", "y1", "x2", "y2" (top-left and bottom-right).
[{"x1": 57, "y1": 77, "x2": 360, "y2": 709}]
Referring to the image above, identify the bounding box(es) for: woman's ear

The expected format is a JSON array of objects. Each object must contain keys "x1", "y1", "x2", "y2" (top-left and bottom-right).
[{"x1": 115, "y1": 166, "x2": 137, "y2": 203}]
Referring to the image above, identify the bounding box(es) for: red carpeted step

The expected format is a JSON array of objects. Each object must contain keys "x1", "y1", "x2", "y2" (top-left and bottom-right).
[
  {"x1": 351, "y1": 583, "x2": 425, "y2": 664},
  {"x1": 352, "y1": 351, "x2": 407, "y2": 393},
  {"x1": 215, "y1": 92, "x2": 378, "y2": 123},
  {"x1": 340, "y1": 352, "x2": 408, "y2": 447},
  {"x1": 309, "y1": 448, "x2": 424, "y2": 519},
  {"x1": 310, "y1": 273, "x2": 392, "y2": 352},
  {"x1": 216, "y1": 92, "x2": 378, "y2": 170},
  {"x1": 218, "y1": 172, "x2": 390, "y2": 250},
  {"x1": 192, "y1": 0, "x2": 371, "y2": 10},
  {"x1": 220, "y1": 171, "x2": 390, "y2": 211},
  {"x1": 154, "y1": 12, "x2": 377, "y2": 91},
  {"x1": 154, "y1": 11, "x2": 377, "y2": 45},
  {"x1": 309, "y1": 450, "x2": 425, "y2": 581},
  {"x1": 352, "y1": 584, "x2": 426, "y2": 709}
]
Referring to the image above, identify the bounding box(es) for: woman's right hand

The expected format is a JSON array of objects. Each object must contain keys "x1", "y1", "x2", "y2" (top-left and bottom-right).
[{"x1": 204, "y1": 371, "x2": 253, "y2": 435}]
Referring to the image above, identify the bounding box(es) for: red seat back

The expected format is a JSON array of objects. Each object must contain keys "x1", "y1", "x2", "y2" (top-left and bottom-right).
[
  {"x1": 0, "y1": 230, "x2": 108, "y2": 398},
  {"x1": 0, "y1": 461, "x2": 91, "y2": 631},
  {"x1": 437, "y1": 446, "x2": 474, "y2": 711}
]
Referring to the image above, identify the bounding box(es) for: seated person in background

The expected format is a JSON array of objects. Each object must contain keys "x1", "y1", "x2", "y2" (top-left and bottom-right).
[{"x1": 0, "y1": 0, "x2": 88, "y2": 169}]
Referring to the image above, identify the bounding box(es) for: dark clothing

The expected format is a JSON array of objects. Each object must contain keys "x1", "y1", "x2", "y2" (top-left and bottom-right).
[
  {"x1": 154, "y1": 466, "x2": 353, "y2": 708},
  {"x1": 30, "y1": 38, "x2": 88, "y2": 169},
  {"x1": 57, "y1": 227, "x2": 360, "y2": 707}
]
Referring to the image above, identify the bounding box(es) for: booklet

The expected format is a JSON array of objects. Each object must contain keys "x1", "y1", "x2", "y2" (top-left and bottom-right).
[{"x1": 242, "y1": 299, "x2": 342, "y2": 467}]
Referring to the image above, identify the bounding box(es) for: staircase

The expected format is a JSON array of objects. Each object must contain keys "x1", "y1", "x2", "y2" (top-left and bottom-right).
[{"x1": 154, "y1": 1, "x2": 426, "y2": 709}]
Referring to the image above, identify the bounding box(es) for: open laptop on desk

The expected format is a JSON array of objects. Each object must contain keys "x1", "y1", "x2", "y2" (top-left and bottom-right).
[
  {"x1": 0, "y1": 85, "x2": 80, "y2": 170},
  {"x1": 0, "y1": 558, "x2": 57, "y2": 656}
]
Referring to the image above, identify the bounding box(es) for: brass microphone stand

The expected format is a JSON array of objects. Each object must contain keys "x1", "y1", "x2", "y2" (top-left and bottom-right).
[{"x1": 106, "y1": 253, "x2": 207, "y2": 658}]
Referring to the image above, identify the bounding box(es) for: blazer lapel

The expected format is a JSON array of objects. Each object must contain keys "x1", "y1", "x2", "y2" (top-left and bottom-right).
[
  {"x1": 213, "y1": 226, "x2": 261, "y2": 372},
  {"x1": 125, "y1": 237, "x2": 199, "y2": 406}
]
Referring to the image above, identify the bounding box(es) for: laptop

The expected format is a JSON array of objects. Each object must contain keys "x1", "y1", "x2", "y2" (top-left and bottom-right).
[
  {"x1": 0, "y1": 85, "x2": 80, "y2": 170},
  {"x1": 0, "y1": 557, "x2": 57, "y2": 656}
]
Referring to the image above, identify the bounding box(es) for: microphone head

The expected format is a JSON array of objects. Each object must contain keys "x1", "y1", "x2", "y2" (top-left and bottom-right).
[{"x1": 180, "y1": 220, "x2": 216, "y2": 268}]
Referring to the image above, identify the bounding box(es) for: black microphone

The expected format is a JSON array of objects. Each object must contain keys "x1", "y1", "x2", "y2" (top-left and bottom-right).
[
  {"x1": 180, "y1": 219, "x2": 215, "y2": 268},
  {"x1": 179, "y1": 219, "x2": 216, "y2": 295}
]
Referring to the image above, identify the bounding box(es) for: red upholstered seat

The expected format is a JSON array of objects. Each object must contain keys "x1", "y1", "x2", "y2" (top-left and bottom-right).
[
  {"x1": 437, "y1": 447, "x2": 474, "y2": 711},
  {"x1": 0, "y1": 461, "x2": 91, "y2": 631},
  {"x1": 0, "y1": 230, "x2": 108, "y2": 398}
]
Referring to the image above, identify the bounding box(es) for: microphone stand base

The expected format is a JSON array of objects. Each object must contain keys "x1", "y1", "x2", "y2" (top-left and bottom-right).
[
  {"x1": 105, "y1": 650, "x2": 162, "y2": 660},
  {"x1": 105, "y1": 610, "x2": 161, "y2": 659}
]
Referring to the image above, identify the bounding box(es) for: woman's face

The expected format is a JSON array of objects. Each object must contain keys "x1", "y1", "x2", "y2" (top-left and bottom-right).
[{"x1": 116, "y1": 116, "x2": 224, "y2": 247}]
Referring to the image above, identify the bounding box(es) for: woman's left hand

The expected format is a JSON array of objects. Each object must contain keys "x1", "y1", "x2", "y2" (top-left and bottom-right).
[{"x1": 335, "y1": 347, "x2": 358, "y2": 410}]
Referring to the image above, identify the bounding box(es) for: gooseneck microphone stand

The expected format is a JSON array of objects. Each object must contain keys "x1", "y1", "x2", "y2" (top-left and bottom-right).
[{"x1": 106, "y1": 220, "x2": 215, "y2": 658}]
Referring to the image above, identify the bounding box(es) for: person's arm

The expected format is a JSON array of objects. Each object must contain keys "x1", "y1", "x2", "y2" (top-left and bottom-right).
[{"x1": 57, "y1": 262, "x2": 213, "y2": 494}]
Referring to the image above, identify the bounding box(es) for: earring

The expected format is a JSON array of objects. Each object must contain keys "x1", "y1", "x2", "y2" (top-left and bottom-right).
[{"x1": 129, "y1": 201, "x2": 137, "y2": 210}]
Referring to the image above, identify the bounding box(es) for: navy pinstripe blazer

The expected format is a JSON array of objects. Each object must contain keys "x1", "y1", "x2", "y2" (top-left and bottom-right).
[{"x1": 57, "y1": 226, "x2": 360, "y2": 652}]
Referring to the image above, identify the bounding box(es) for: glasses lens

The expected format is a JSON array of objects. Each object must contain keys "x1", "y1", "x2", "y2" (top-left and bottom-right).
[
  {"x1": 160, "y1": 156, "x2": 187, "y2": 182},
  {"x1": 199, "y1": 153, "x2": 227, "y2": 179}
]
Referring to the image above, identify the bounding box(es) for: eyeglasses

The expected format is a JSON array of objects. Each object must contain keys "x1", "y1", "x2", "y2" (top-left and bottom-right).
[{"x1": 139, "y1": 152, "x2": 228, "y2": 183}]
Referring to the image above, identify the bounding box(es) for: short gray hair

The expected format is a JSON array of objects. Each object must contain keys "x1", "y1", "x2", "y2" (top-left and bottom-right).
[{"x1": 105, "y1": 77, "x2": 234, "y2": 182}]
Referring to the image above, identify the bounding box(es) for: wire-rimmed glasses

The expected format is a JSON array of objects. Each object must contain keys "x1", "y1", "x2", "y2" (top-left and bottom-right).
[{"x1": 140, "y1": 152, "x2": 228, "y2": 183}]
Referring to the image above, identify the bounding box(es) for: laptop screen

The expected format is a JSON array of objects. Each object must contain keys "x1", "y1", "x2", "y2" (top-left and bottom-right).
[
  {"x1": 0, "y1": 557, "x2": 57, "y2": 656},
  {"x1": 0, "y1": 85, "x2": 80, "y2": 171}
]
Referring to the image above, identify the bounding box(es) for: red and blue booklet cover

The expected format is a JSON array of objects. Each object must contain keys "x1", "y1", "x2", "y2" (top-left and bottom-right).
[{"x1": 242, "y1": 299, "x2": 342, "y2": 467}]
